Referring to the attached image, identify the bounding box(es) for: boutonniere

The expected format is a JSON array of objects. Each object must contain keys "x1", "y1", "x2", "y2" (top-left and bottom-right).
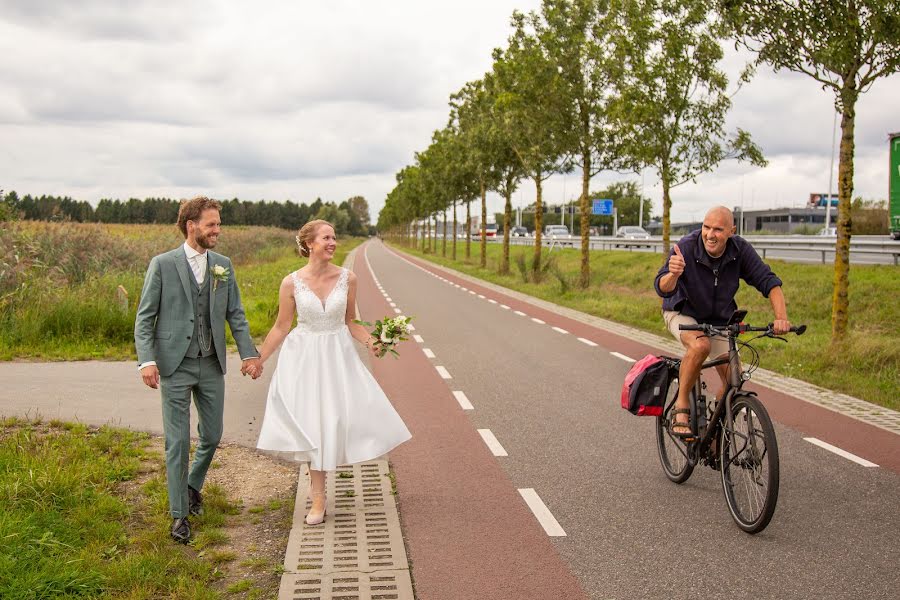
[{"x1": 211, "y1": 264, "x2": 230, "y2": 291}]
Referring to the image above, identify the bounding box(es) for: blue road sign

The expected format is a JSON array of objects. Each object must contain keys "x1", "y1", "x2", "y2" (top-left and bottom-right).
[{"x1": 592, "y1": 199, "x2": 614, "y2": 215}]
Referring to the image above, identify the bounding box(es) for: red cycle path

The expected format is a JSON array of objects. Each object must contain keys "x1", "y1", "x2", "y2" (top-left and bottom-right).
[
  {"x1": 353, "y1": 248, "x2": 589, "y2": 600},
  {"x1": 382, "y1": 247, "x2": 900, "y2": 476}
]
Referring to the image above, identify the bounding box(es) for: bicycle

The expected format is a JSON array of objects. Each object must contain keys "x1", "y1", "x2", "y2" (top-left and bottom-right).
[{"x1": 655, "y1": 309, "x2": 806, "y2": 534}]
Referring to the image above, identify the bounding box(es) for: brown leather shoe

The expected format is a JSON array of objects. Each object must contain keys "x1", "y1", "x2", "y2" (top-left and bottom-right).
[
  {"x1": 188, "y1": 486, "x2": 203, "y2": 516},
  {"x1": 171, "y1": 517, "x2": 191, "y2": 544}
]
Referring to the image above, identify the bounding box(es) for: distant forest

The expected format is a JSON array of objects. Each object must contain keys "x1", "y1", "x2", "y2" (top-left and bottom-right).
[{"x1": 0, "y1": 191, "x2": 373, "y2": 236}]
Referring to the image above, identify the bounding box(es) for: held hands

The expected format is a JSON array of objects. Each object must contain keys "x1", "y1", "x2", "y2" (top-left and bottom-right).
[
  {"x1": 140, "y1": 365, "x2": 160, "y2": 389},
  {"x1": 241, "y1": 357, "x2": 263, "y2": 379},
  {"x1": 668, "y1": 244, "x2": 685, "y2": 277}
]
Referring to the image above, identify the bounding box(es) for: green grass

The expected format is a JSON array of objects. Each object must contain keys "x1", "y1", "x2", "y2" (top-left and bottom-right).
[
  {"x1": 0, "y1": 221, "x2": 363, "y2": 360},
  {"x1": 392, "y1": 240, "x2": 900, "y2": 411},
  {"x1": 0, "y1": 418, "x2": 222, "y2": 599}
]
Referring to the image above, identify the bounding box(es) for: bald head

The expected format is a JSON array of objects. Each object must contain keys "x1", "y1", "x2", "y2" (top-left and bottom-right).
[
  {"x1": 705, "y1": 205, "x2": 734, "y2": 228},
  {"x1": 700, "y1": 206, "x2": 736, "y2": 257}
]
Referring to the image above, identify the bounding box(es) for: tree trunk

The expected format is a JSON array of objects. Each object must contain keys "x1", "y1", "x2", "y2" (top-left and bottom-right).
[
  {"x1": 661, "y1": 166, "x2": 672, "y2": 255},
  {"x1": 831, "y1": 94, "x2": 856, "y2": 343},
  {"x1": 452, "y1": 200, "x2": 457, "y2": 260},
  {"x1": 480, "y1": 178, "x2": 487, "y2": 268},
  {"x1": 465, "y1": 200, "x2": 471, "y2": 260},
  {"x1": 501, "y1": 187, "x2": 512, "y2": 275},
  {"x1": 533, "y1": 174, "x2": 543, "y2": 282},
  {"x1": 442, "y1": 208, "x2": 447, "y2": 257},
  {"x1": 579, "y1": 150, "x2": 591, "y2": 289}
]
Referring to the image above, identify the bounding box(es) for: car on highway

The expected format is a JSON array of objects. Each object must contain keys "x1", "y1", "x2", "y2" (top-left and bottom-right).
[
  {"x1": 510, "y1": 226, "x2": 529, "y2": 237},
  {"x1": 544, "y1": 225, "x2": 570, "y2": 239},
  {"x1": 615, "y1": 226, "x2": 651, "y2": 240}
]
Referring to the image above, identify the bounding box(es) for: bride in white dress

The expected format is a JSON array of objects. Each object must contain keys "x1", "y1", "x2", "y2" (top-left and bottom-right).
[{"x1": 255, "y1": 219, "x2": 411, "y2": 524}]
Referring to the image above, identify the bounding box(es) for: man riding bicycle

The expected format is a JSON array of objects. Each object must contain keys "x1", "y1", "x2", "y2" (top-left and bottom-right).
[{"x1": 654, "y1": 206, "x2": 791, "y2": 437}]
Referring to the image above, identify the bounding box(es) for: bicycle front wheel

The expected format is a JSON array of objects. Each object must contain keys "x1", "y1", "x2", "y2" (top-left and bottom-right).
[
  {"x1": 719, "y1": 393, "x2": 780, "y2": 534},
  {"x1": 656, "y1": 377, "x2": 694, "y2": 484}
]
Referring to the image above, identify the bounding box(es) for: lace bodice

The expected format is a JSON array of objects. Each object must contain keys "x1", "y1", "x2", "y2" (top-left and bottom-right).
[{"x1": 291, "y1": 268, "x2": 350, "y2": 334}]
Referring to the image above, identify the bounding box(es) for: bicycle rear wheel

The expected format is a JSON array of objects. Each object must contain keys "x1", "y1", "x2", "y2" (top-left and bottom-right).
[
  {"x1": 656, "y1": 377, "x2": 694, "y2": 484},
  {"x1": 719, "y1": 393, "x2": 780, "y2": 534}
]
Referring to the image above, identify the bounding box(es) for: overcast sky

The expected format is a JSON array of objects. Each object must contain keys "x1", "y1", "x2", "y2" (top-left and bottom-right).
[{"x1": 1, "y1": 0, "x2": 897, "y2": 224}]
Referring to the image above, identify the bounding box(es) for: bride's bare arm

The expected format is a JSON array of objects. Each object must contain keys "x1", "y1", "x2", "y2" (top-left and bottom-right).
[
  {"x1": 344, "y1": 272, "x2": 374, "y2": 350},
  {"x1": 258, "y1": 275, "x2": 297, "y2": 364}
]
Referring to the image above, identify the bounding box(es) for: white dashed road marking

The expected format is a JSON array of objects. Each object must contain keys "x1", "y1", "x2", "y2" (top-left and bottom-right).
[
  {"x1": 413, "y1": 335, "x2": 424, "y2": 343},
  {"x1": 514, "y1": 310, "x2": 526, "y2": 317},
  {"x1": 578, "y1": 338, "x2": 598, "y2": 347},
  {"x1": 518, "y1": 489, "x2": 567, "y2": 537},
  {"x1": 453, "y1": 390, "x2": 474, "y2": 410},
  {"x1": 611, "y1": 352, "x2": 635, "y2": 363},
  {"x1": 477, "y1": 429, "x2": 508, "y2": 457},
  {"x1": 531, "y1": 317, "x2": 545, "y2": 325},
  {"x1": 552, "y1": 327, "x2": 568, "y2": 334},
  {"x1": 804, "y1": 438, "x2": 879, "y2": 467},
  {"x1": 435, "y1": 366, "x2": 452, "y2": 379},
  {"x1": 423, "y1": 348, "x2": 436, "y2": 359}
]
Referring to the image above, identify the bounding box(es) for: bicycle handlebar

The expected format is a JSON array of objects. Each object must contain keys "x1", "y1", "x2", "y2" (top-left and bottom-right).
[{"x1": 679, "y1": 322, "x2": 807, "y2": 336}]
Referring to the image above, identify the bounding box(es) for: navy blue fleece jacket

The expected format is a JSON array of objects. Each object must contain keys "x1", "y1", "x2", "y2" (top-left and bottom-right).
[{"x1": 654, "y1": 229, "x2": 783, "y2": 326}]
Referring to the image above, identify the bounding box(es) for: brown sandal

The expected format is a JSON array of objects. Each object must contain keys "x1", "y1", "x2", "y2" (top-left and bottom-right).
[{"x1": 669, "y1": 408, "x2": 693, "y2": 438}]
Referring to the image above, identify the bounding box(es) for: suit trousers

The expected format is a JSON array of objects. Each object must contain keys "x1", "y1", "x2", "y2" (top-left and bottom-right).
[{"x1": 160, "y1": 355, "x2": 225, "y2": 518}]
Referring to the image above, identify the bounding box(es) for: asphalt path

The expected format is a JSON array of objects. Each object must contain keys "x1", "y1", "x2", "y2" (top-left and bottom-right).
[{"x1": 360, "y1": 239, "x2": 900, "y2": 600}]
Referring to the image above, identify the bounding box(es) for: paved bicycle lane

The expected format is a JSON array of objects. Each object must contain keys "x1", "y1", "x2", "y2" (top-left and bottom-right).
[
  {"x1": 351, "y1": 245, "x2": 589, "y2": 600},
  {"x1": 385, "y1": 246, "x2": 899, "y2": 475}
]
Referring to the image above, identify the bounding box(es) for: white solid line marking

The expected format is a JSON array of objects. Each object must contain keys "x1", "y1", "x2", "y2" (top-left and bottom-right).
[
  {"x1": 488, "y1": 299, "x2": 497, "y2": 304},
  {"x1": 423, "y1": 348, "x2": 436, "y2": 358},
  {"x1": 514, "y1": 310, "x2": 526, "y2": 316},
  {"x1": 394, "y1": 308, "x2": 402, "y2": 313},
  {"x1": 804, "y1": 438, "x2": 879, "y2": 467},
  {"x1": 453, "y1": 390, "x2": 474, "y2": 410},
  {"x1": 611, "y1": 352, "x2": 636, "y2": 363},
  {"x1": 500, "y1": 304, "x2": 510, "y2": 310},
  {"x1": 552, "y1": 327, "x2": 568, "y2": 334},
  {"x1": 578, "y1": 338, "x2": 598, "y2": 347},
  {"x1": 435, "y1": 366, "x2": 452, "y2": 379},
  {"x1": 413, "y1": 335, "x2": 424, "y2": 343},
  {"x1": 518, "y1": 489, "x2": 566, "y2": 537},
  {"x1": 477, "y1": 429, "x2": 508, "y2": 457},
  {"x1": 531, "y1": 317, "x2": 545, "y2": 324}
]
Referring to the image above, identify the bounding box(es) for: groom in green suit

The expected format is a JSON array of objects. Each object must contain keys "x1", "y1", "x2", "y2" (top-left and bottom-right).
[{"x1": 135, "y1": 197, "x2": 262, "y2": 543}]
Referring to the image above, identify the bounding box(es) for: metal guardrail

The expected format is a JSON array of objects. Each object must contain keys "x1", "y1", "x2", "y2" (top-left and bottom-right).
[{"x1": 488, "y1": 235, "x2": 900, "y2": 265}]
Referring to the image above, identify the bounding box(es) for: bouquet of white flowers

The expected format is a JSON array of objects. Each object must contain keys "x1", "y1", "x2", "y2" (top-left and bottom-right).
[{"x1": 354, "y1": 315, "x2": 413, "y2": 358}]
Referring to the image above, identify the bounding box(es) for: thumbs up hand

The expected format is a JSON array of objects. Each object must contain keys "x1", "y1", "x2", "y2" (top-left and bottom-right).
[{"x1": 668, "y1": 244, "x2": 685, "y2": 277}]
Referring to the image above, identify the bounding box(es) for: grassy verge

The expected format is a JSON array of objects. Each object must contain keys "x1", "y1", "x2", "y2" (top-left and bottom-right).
[
  {"x1": 0, "y1": 417, "x2": 294, "y2": 599},
  {"x1": 391, "y1": 240, "x2": 899, "y2": 411},
  {"x1": 0, "y1": 221, "x2": 362, "y2": 360}
]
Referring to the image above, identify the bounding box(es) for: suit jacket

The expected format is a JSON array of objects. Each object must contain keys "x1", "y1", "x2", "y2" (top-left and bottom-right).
[{"x1": 134, "y1": 246, "x2": 258, "y2": 377}]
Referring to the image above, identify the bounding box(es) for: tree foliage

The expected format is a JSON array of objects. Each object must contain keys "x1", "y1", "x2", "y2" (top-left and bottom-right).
[{"x1": 720, "y1": 0, "x2": 900, "y2": 341}]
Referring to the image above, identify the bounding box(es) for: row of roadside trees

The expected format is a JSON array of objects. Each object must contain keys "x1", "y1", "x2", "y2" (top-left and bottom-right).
[{"x1": 377, "y1": 0, "x2": 899, "y2": 345}]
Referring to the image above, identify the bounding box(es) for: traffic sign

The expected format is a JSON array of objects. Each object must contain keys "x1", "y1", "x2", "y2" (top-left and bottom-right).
[{"x1": 592, "y1": 199, "x2": 614, "y2": 215}]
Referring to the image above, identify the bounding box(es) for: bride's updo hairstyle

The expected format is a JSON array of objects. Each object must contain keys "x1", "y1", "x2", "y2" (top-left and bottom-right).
[{"x1": 296, "y1": 219, "x2": 335, "y2": 258}]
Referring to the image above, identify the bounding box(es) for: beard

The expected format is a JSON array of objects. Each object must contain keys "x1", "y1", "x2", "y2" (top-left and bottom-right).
[{"x1": 195, "y1": 231, "x2": 218, "y2": 249}]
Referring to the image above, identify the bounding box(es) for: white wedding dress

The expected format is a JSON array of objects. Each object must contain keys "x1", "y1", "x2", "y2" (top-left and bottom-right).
[{"x1": 256, "y1": 267, "x2": 411, "y2": 470}]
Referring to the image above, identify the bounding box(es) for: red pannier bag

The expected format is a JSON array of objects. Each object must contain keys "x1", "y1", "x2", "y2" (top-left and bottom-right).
[{"x1": 620, "y1": 355, "x2": 673, "y2": 416}]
